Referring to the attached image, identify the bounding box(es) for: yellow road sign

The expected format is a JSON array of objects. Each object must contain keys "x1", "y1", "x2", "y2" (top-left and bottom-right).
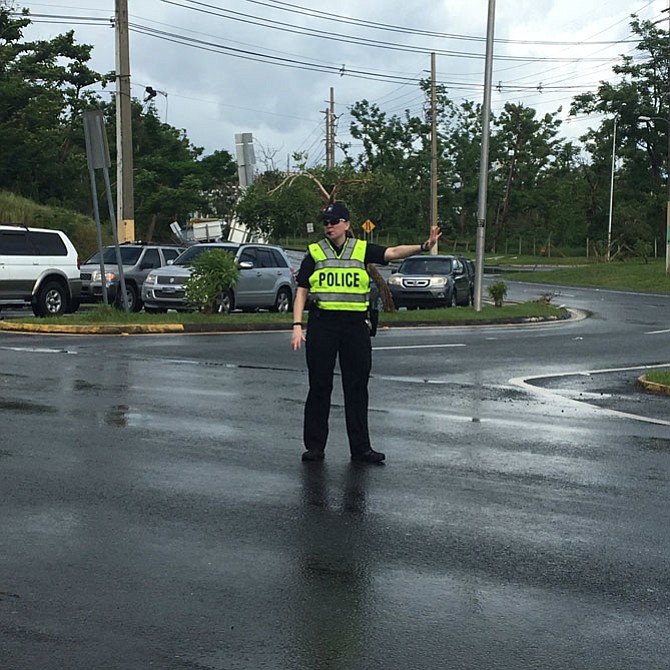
[{"x1": 361, "y1": 219, "x2": 376, "y2": 233}]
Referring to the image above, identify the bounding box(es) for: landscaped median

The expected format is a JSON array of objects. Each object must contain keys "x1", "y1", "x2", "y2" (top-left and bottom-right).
[
  {"x1": 0, "y1": 302, "x2": 573, "y2": 335},
  {"x1": 636, "y1": 371, "x2": 670, "y2": 397}
]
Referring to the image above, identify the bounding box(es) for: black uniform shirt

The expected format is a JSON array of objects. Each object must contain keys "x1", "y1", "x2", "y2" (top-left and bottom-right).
[{"x1": 295, "y1": 240, "x2": 388, "y2": 289}]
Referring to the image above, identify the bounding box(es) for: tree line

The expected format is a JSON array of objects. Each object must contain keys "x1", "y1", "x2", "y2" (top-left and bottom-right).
[{"x1": 0, "y1": 6, "x2": 665, "y2": 257}]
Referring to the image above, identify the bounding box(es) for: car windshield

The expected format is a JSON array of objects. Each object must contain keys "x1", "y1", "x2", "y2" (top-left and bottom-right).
[
  {"x1": 173, "y1": 244, "x2": 238, "y2": 265},
  {"x1": 399, "y1": 258, "x2": 453, "y2": 275},
  {"x1": 84, "y1": 247, "x2": 143, "y2": 265}
]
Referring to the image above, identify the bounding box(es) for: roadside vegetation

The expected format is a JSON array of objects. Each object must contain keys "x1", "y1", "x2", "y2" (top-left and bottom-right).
[
  {"x1": 645, "y1": 370, "x2": 670, "y2": 386},
  {"x1": 11, "y1": 302, "x2": 568, "y2": 327},
  {"x1": 496, "y1": 257, "x2": 670, "y2": 294}
]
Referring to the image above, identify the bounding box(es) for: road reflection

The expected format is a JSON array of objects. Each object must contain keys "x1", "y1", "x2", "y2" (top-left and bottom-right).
[{"x1": 295, "y1": 464, "x2": 373, "y2": 668}]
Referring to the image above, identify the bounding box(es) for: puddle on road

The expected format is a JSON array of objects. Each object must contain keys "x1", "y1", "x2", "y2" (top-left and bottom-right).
[
  {"x1": 105, "y1": 404, "x2": 130, "y2": 427},
  {"x1": 0, "y1": 398, "x2": 55, "y2": 414}
]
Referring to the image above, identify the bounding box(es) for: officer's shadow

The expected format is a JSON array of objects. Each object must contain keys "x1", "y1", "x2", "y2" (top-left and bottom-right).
[{"x1": 295, "y1": 463, "x2": 372, "y2": 665}]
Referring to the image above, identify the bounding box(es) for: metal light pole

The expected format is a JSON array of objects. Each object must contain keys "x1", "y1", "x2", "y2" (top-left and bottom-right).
[
  {"x1": 474, "y1": 0, "x2": 496, "y2": 310},
  {"x1": 607, "y1": 115, "x2": 618, "y2": 262},
  {"x1": 430, "y1": 52, "x2": 438, "y2": 255},
  {"x1": 639, "y1": 115, "x2": 670, "y2": 273}
]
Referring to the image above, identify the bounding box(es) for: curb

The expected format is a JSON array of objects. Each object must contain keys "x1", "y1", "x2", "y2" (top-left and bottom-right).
[
  {"x1": 636, "y1": 375, "x2": 670, "y2": 397},
  {"x1": 0, "y1": 321, "x2": 185, "y2": 335}
]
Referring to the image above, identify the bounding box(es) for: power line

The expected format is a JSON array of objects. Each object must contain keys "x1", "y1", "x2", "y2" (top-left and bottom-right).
[
  {"x1": 179, "y1": 0, "x2": 643, "y2": 47},
  {"x1": 158, "y1": 0, "x2": 622, "y2": 63}
]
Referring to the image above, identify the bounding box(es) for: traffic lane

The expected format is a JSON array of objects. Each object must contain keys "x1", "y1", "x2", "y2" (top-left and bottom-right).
[
  {"x1": 505, "y1": 279, "x2": 670, "y2": 325},
  {"x1": 1, "y1": 338, "x2": 669, "y2": 668}
]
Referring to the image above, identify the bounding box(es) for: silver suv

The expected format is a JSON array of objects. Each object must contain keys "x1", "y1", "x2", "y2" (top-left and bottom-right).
[
  {"x1": 142, "y1": 242, "x2": 296, "y2": 313},
  {"x1": 0, "y1": 224, "x2": 82, "y2": 316},
  {"x1": 80, "y1": 243, "x2": 184, "y2": 312}
]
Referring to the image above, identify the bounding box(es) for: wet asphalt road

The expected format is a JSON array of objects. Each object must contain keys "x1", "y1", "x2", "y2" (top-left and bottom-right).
[{"x1": 1, "y1": 282, "x2": 669, "y2": 669}]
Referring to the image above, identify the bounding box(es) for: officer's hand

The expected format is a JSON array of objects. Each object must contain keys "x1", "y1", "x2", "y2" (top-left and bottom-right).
[{"x1": 291, "y1": 327, "x2": 305, "y2": 351}]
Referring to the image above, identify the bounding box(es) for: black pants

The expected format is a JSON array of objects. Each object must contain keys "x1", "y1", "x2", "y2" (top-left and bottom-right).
[{"x1": 304, "y1": 310, "x2": 372, "y2": 456}]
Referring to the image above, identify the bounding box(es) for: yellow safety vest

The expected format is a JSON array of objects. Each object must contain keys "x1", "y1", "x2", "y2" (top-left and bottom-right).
[{"x1": 308, "y1": 238, "x2": 369, "y2": 311}]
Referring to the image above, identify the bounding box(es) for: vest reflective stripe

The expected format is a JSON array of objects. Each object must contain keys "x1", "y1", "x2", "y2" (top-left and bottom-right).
[{"x1": 308, "y1": 239, "x2": 369, "y2": 311}]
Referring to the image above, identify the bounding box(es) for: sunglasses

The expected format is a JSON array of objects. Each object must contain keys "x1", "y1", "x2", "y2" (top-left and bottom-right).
[{"x1": 323, "y1": 219, "x2": 346, "y2": 226}]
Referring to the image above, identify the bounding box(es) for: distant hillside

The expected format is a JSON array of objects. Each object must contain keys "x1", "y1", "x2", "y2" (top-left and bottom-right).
[{"x1": 0, "y1": 191, "x2": 105, "y2": 259}]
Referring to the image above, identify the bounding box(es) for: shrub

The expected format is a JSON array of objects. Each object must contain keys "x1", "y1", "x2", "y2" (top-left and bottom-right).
[
  {"x1": 184, "y1": 249, "x2": 239, "y2": 313},
  {"x1": 487, "y1": 279, "x2": 508, "y2": 307}
]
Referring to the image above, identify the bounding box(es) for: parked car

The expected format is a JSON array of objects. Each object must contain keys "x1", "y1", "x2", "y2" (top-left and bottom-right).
[
  {"x1": 457, "y1": 256, "x2": 476, "y2": 306},
  {"x1": 141, "y1": 242, "x2": 296, "y2": 313},
  {"x1": 387, "y1": 254, "x2": 472, "y2": 309},
  {"x1": 0, "y1": 224, "x2": 81, "y2": 316},
  {"x1": 79, "y1": 243, "x2": 184, "y2": 312}
]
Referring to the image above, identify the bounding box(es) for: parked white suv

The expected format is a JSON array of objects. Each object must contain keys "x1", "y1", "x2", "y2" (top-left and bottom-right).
[{"x1": 0, "y1": 224, "x2": 82, "y2": 316}]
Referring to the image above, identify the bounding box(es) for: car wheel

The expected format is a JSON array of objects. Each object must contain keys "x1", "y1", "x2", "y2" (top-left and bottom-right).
[
  {"x1": 66, "y1": 298, "x2": 80, "y2": 314},
  {"x1": 214, "y1": 289, "x2": 234, "y2": 314},
  {"x1": 33, "y1": 281, "x2": 68, "y2": 317},
  {"x1": 271, "y1": 287, "x2": 292, "y2": 313},
  {"x1": 116, "y1": 283, "x2": 141, "y2": 312}
]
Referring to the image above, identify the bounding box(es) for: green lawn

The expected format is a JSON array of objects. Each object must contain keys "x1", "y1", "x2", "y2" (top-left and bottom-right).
[
  {"x1": 496, "y1": 257, "x2": 670, "y2": 294},
  {"x1": 645, "y1": 370, "x2": 670, "y2": 386},
  {"x1": 13, "y1": 302, "x2": 567, "y2": 326}
]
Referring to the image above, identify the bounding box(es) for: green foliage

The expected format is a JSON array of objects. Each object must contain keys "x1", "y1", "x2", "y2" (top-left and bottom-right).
[
  {"x1": 0, "y1": 7, "x2": 238, "y2": 242},
  {"x1": 0, "y1": 190, "x2": 99, "y2": 258},
  {"x1": 498, "y1": 258, "x2": 670, "y2": 294},
  {"x1": 487, "y1": 280, "x2": 508, "y2": 307},
  {"x1": 184, "y1": 249, "x2": 239, "y2": 314}
]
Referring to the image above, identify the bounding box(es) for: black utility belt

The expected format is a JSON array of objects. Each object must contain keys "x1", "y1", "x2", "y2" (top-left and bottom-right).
[{"x1": 308, "y1": 307, "x2": 367, "y2": 320}]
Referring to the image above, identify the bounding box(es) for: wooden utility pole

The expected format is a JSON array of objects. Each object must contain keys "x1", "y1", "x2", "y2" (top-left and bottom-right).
[
  {"x1": 325, "y1": 88, "x2": 336, "y2": 168},
  {"x1": 430, "y1": 53, "x2": 438, "y2": 255},
  {"x1": 115, "y1": 0, "x2": 134, "y2": 242},
  {"x1": 330, "y1": 87, "x2": 336, "y2": 167}
]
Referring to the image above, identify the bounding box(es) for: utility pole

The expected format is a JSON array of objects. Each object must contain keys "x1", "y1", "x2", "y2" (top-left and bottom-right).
[
  {"x1": 115, "y1": 0, "x2": 134, "y2": 242},
  {"x1": 325, "y1": 88, "x2": 336, "y2": 168},
  {"x1": 330, "y1": 87, "x2": 336, "y2": 168},
  {"x1": 430, "y1": 52, "x2": 438, "y2": 254},
  {"x1": 474, "y1": 0, "x2": 496, "y2": 310},
  {"x1": 666, "y1": 3, "x2": 670, "y2": 273}
]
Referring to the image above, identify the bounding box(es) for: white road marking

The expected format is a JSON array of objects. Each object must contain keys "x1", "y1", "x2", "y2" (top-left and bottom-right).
[
  {"x1": 373, "y1": 343, "x2": 466, "y2": 351},
  {"x1": 0, "y1": 346, "x2": 77, "y2": 355},
  {"x1": 646, "y1": 328, "x2": 670, "y2": 335},
  {"x1": 510, "y1": 362, "x2": 670, "y2": 427}
]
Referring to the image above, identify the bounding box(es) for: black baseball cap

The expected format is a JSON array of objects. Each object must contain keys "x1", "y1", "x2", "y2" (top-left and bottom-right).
[{"x1": 322, "y1": 201, "x2": 350, "y2": 222}]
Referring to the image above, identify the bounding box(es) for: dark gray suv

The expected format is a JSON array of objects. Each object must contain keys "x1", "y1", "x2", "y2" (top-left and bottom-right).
[
  {"x1": 80, "y1": 243, "x2": 184, "y2": 312},
  {"x1": 387, "y1": 254, "x2": 472, "y2": 309},
  {"x1": 141, "y1": 242, "x2": 296, "y2": 313}
]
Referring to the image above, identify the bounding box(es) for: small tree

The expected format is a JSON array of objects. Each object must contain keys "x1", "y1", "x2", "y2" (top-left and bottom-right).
[
  {"x1": 184, "y1": 249, "x2": 239, "y2": 313},
  {"x1": 487, "y1": 280, "x2": 508, "y2": 307}
]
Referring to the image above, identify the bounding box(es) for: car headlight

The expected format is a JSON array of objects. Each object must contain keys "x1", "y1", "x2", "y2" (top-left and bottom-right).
[
  {"x1": 144, "y1": 273, "x2": 157, "y2": 286},
  {"x1": 387, "y1": 275, "x2": 402, "y2": 286},
  {"x1": 429, "y1": 276, "x2": 448, "y2": 287},
  {"x1": 93, "y1": 271, "x2": 117, "y2": 282}
]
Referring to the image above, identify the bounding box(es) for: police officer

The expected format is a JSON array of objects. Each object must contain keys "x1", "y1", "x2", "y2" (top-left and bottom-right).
[{"x1": 291, "y1": 202, "x2": 441, "y2": 463}]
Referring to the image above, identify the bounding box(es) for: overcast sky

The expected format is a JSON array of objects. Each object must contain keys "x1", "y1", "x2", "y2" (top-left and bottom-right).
[{"x1": 21, "y1": 0, "x2": 665, "y2": 168}]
